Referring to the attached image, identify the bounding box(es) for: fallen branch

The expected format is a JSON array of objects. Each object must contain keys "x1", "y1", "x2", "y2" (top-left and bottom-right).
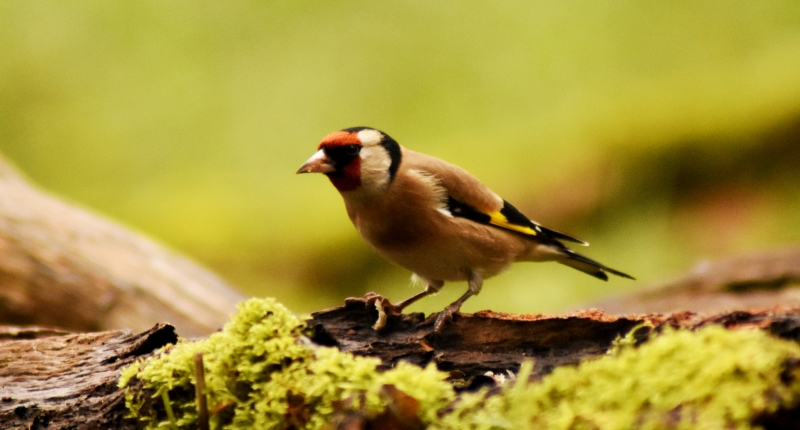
[{"x1": 0, "y1": 155, "x2": 243, "y2": 337}]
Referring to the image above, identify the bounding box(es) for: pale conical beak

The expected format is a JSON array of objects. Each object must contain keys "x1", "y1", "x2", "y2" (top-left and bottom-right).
[{"x1": 296, "y1": 149, "x2": 335, "y2": 174}]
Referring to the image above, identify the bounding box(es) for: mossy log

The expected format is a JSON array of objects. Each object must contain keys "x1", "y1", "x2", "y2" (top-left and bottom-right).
[
  {"x1": 0, "y1": 156, "x2": 243, "y2": 337},
  {"x1": 3, "y1": 304, "x2": 800, "y2": 428}
]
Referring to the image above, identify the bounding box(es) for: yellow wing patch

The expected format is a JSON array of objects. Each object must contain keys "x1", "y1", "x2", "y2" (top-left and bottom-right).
[
  {"x1": 448, "y1": 197, "x2": 587, "y2": 244},
  {"x1": 487, "y1": 211, "x2": 538, "y2": 236},
  {"x1": 446, "y1": 196, "x2": 541, "y2": 237}
]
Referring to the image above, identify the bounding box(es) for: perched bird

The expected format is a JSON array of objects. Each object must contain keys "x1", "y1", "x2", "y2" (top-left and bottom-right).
[{"x1": 298, "y1": 127, "x2": 633, "y2": 330}]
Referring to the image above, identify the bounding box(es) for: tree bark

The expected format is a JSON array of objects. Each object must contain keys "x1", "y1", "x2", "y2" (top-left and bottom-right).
[
  {"x1": 308, "y1": 297, "x2": 800, "y2": 380},
  {"x1": 0, "y1": 156, "x2": 243, "y2": 337},
  {"x1": 0, "y1": 323, "x2": 177, "y2": 430}
]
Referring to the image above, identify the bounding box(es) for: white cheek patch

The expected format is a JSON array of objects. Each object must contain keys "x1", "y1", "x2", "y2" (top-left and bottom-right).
[
  {"x1": 357, "y1": 129, "x2": 383, "y2": 146},
  {"x1": 358, "y1": 145, "x2": 393, "y2": 189}
]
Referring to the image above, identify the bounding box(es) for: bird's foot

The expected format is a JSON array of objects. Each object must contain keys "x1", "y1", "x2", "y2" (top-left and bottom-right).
[
  {"x1": 363, "y1": 292, "x2": 403, "y2": 314},
  {"x1": 433, "y1": 304, "x2": 460, "y2": 332},
  {"x1": 364, "y1": 292, "x2": 402, "y2": 331}
]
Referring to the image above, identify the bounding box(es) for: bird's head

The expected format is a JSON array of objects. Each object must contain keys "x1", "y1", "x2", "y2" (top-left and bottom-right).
[{"x1": 297, "y1": 127, "x2": 402, "y2": 192}]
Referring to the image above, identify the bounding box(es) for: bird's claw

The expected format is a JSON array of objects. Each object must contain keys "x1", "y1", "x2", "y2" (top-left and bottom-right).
[
  {"x1": 433, "y1": 305, "x2": 459, "y2": 332},
  {"x1": 363, "y1": 292, "x2": 402, "y2": 314},
  {"x1": 364, "y1": 293, "x2": 402, "y2": 330}
]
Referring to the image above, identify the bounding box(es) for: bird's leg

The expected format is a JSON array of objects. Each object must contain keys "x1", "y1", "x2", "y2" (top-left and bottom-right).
[
  {"x1": 393, "y1": 279, "x2": 444, "y2": 312},
  {"x1": 434, "y1": 270, "x2": 483, "y2": 331}
]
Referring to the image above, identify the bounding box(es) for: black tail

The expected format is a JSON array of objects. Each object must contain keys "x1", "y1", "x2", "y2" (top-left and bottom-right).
[
  {"x1": 537, "y1": 225, "x2": 589, "y2": 246},
  {"x1": 558, "y1": 248, "x2": 635, "y2": 281}
]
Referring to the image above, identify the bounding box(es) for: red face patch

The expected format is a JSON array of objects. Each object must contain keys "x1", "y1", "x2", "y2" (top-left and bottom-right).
[
  {"x1": 327, "y1": 160, "x2": 361, "y2": 191},
  {"x1": 318, "y1": 131, "x2": 362, "y2": 192}
]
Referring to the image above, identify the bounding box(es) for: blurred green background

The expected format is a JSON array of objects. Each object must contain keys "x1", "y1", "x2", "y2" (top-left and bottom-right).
[{"x1": 1, "y1": 1, "x2": 799, "y2": 316}]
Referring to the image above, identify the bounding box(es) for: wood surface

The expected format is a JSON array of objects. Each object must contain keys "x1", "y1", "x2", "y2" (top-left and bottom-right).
[
  {"x1": 0, "y1": 323, "x2": 177, "y2": 429},
  {"x1": 0, "y1": 156, "x2": 242, "y2": 337}
]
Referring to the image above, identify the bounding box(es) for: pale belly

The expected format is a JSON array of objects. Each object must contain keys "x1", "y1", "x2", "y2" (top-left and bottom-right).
[{"x1": 356, "y1": 213, "x2": 528, "y2": 282}]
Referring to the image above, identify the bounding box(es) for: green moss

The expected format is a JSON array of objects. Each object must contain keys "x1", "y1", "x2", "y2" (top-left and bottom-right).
[
  {"x1": 119, "y1": 298, "x2": 454, "y2": 429},
  {"x1": 121, "y1": 299, "x2": 800, "y2": 429},
  {"x1": 435, "y1": 326, "x2": 800, "y2": 430}
]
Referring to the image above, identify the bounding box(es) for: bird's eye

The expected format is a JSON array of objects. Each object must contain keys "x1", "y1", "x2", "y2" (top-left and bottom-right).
[{"x1": 345, "y1": 145, "x2": 361, "y2": 156}]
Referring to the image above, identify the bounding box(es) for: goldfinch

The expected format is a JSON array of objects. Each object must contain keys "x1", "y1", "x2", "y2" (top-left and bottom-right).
[{"x1": 298, "y1": 127, "x2": 633, "y2": 330}]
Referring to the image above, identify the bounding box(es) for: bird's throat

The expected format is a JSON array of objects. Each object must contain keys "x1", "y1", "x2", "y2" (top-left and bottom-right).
[
  {"x1": 326, "y1": 157, "x2": 362, "y2": 192},
  {"x1": 327, "y1": 175, "x2": 361, "y2": 192}
]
